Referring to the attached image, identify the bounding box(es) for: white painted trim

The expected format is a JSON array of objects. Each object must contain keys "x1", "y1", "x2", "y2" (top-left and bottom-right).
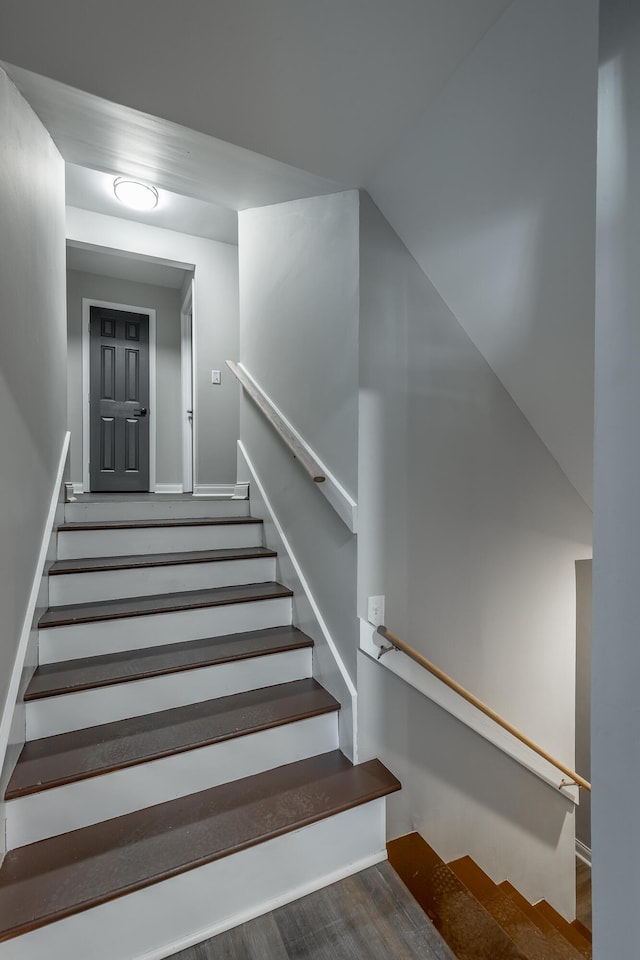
[
  {"x1": 232, "y1": 482, "x2": 250, "y2": 500},
  {"x1": 236, "y1": 363, "x2": 358, "y2": 533},
  {"x1": 154, "y1": 483, "x2": 183, "y2": 495},
  {"x1": 359, "y1": 618, "x2": 580, "y2": 804},
  {"x1": 180, "y1": 280, "x2": 194, "y2": 494},
  {"x1": 81, "y1": 299, "x2": 157, "y2": 493},
  {"x1": 192, "y1": 484, "x2": 236, "y2": 497},
  {"x1": 576, "y1": 839, "x2": 592, "y2": 867},
  {"x1": 70, "y1": 481, "x2": 84, "y2": 495},
  {"x1": 0, "y1": 432, "x2": 70, "y2": 770},
  {"x1": 238, "y1": 440, "x2": 358, "y2": 761}
]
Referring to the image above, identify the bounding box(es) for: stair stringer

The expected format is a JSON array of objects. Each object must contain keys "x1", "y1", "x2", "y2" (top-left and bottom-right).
[
  {"x1": 238, "y1": 440, "x2": 357, "y2": 760},
  {"x1": 0, "y1": 431, "x2": 70, "y2": 864}
]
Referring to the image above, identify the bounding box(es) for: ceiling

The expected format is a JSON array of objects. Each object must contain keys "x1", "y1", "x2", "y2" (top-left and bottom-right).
[
  {"x1": 0, "y1": 0, "x2": 512, "y2": 186},
  {"x1": 66, "y1": 243, "x2": 192, "y2": 289},
  {"x1": 66, "y1": 164, "x2": 238, "y2": 244}
]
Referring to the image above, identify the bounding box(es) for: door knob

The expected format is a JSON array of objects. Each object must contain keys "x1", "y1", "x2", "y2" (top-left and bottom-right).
[{"x1": 134, "y1": 408, "x2": 148, "y2": 417}]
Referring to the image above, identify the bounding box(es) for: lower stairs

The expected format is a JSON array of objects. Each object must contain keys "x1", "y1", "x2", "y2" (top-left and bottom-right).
[
  {"x1": 0, "y1": 495, "x2": 400, "y2": 960},
  {"x1": 389, "y1": 833, "x2": 592, "y2": 960}
]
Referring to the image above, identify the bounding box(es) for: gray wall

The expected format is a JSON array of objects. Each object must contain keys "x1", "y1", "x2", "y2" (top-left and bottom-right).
[
  {"x1": 0, "y1": 69, "x2": 66, "y2": 758},
  {"x1": 238, "y1": 191, "x2": 360, "y2": 682},
  {"x1": 593, "y1": 0, "x2": 640, "y2": 952},
  {"x1": 66, "y1": 270, "x2": 183, "y2": 486},
  {"x1": 369, "y1": 0, "x2": 598, "y2": 508},
  {"x1": 240, "y1": 191, "x2": 359, "y2": 498},
  {"x1": 357, "y1": 194, "x2": 593, "y2": 917}
]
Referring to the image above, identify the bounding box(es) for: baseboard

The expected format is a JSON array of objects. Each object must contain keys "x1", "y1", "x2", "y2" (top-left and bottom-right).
[
  {"x1": 192, "y1": 484, "x2": 236, "y2": 498},
  {"x1": 576, "y1": 839, "x2": 592, "y2": 867},
  {"x1": 0, "y1": 432, "x2": 70, "y2": 800},
  {"x1": 232, "y1": 482, "x2": 249, "y2": 500},
  {"x1": 154, "y1": 484, "x2": 184, "y2": 495},
  {"x1": 70, "y1": 481, "x2": 83, "y2": 495}
]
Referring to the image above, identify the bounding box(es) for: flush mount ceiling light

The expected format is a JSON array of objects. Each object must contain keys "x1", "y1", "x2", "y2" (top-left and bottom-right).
[{"x1": 113, "y1": 177, "x2": 159, "y2": 211}]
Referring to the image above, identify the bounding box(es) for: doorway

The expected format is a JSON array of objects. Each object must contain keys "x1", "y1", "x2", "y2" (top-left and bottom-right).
[{"x1": 82, "y1": 298, "x2": 156, "y2": 492}]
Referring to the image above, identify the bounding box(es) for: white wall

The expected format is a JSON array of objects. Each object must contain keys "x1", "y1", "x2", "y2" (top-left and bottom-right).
[
  {"x1": 592, "y1": 1, "x2": 640, "y2": 953},
  {"x1": 66, "y1": 208, "x2": 239, "y2": 486},
  {"x1": 66, "y1": 270, "x2": 183, "y2": 487},
  {"x1": 357, "y1": 194, "x2": 593, "y2": 917},
  {"x1": 238, "y1": 190, "x2": 360, "y2": 692},
  {"x1": 369, "y1": 0, "x2": 598, "y2": 508},
  {"x1": 0, "y1": 67, "x2": 67, "y2": 843}
]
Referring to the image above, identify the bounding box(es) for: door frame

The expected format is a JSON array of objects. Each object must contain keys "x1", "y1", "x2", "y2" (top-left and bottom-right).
[
  {"x1": 180, "y1": 279, "x2": 195, "y2": 494},
  {"x1": 82, "y1": 298, "x2": 157, "y2": 493}
]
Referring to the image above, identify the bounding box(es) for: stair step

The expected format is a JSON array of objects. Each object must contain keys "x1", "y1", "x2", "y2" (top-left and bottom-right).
[
  {"x1": 64, "y1": 496, "x2": 250, "y2": 523},
  {"x1": 49, "y1": 545, "x2": 276, "y2": 576},
  {"x1": 499, "y1": 882, "x2": 585, "y2": 960},
  {"x1": 535, "y1": 901, "x2": 592, "y2": 959},
  {"x1": 0, "y1": 751, "x2": 400, "y2": 943},
  {"x1": 8, "y1": 678, "x2": 338, "y2": 799},
  {"x1": 571, "y1": 920, "x2": 592, "y2": 943},
  {"x1": 388, "y1": 833, "x2": 527, "y2": 960},
  {"x1": 39, "y1": 581, "x2": 293, "y2": 629},
  {"x1": 26, "y1": 625, "x2": 312, "y2": 700},
  {"x1": 56, "y1": 516, "x2": 263, "y2": 559},
  {"x1": 450, "y1": 856, "x2": 567, "y2": 960},
  {"x1": 48, "y1": 546, "x2": 278, "y2": 604},
  {"x1": 57, "y1": 516, "x2": 262, "y2": 532}
]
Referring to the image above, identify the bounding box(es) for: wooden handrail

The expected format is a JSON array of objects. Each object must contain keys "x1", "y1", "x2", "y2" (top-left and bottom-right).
[
  {"x1": 226, "y1": 361, "x2": 326, "y2": 484},
  {"x1": 376, "y1": 625, "x2": 591, "y2": 793}
]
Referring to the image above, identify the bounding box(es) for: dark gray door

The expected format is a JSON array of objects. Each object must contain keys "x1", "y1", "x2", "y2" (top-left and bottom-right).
[{"x1": 89, "y1": 306, "x2": 150, "y2": 492}]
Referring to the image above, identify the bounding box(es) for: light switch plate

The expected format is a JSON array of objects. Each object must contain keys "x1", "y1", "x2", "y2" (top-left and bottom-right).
[
  {"x1": 211, "y1": 370, "x2": 221, "y2": 384},
  {"x1": 367, "y1": 595, "x2": 385, "y2": 627}
]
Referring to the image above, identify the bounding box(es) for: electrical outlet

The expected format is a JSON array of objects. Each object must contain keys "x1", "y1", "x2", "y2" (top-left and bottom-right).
[
  {"x1": 367, "y1": 595, "x2": 385, "y2": 627},
  {"x1": 211, "y1": 369, "x2": 221, "y2": 384}
]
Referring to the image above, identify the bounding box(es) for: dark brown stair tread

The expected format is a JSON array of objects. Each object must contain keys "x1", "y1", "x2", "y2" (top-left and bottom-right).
[
  {"x1": 49, "y1": 545, "x2": 277, "y2": 575},
  {"x1": 7, "y1": 678, "x2": 338, "y2": 799},
  {"x1": 388, "y1": 833, "x2": 528, "y2": 960},
  {"x1": 0, "y1": 751, "x2": 400, "y2": 941},
  {"x1": 449, "y1": 856, "x2": 567, "y2": 960},
  {"x1": 499, "y1": 882, "x2": 585, "y2": 960},
  {"x1": 535, "y1": 901, "x2": 592, "y2": 959},
  {"x1": 39, "y1": 581, "x2": 293, "y2": 628},
  {"x1": 26, "y1": 626, "x2": 312, "y2": 701},
  {"x1": 58, "y1": 516, "x2": 262, "y2": 531}
]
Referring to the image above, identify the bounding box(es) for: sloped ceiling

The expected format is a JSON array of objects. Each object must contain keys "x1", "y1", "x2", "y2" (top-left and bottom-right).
[{"x1": 0, "y1": 0, "x2": 511, "y2": 184}]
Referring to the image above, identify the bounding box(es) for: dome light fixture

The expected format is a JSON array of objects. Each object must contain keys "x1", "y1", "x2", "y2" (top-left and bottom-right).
[{"x1": 113, "y1": 177, "x2": 159, "y2": 211}]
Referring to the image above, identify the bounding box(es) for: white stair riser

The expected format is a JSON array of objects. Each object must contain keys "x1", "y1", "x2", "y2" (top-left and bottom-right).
[
  {"x1": 64, "y1": 500, "x2": 250, "y2": 523},
  {"x1": 39, "y1": 597, "x2": 292, "y2": 664},
  {"x1": 7, "y1": 713, "x2": 339, "y2": 847},
  {"x1": 26, "y1": 647, "x2": 312, "y2": 739},
  {"x1": 49, "y1": 556, "x2": 276, "y2": 606},
  {"x1": 1, "y1": 800, "x2": 386, "y2": 960},
  {"x1": 57, "y1": 523, "x2": 262, "y2": 560}
]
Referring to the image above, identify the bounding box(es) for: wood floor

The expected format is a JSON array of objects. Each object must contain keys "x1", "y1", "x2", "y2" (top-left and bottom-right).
[
  {"x1": 576, "y1": 860, "x2": 591, "y2": 930},
  {"x1": 168, "y1": 862, "x2": 455, "y2": 960}
]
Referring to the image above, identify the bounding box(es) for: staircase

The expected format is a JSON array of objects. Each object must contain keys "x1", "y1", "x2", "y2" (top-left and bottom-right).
[
  {"x1": 0, "y1": 495, "x2": 399, "y2": 960},
  {"x1": 389, "y1": 833, "x2": 592, "y2": 960}
]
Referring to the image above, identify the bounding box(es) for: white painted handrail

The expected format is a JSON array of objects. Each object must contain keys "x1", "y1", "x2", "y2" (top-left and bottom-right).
[
  {"x1": 359, "y1": 619, "x2": 584, "y2": 801},
  {"x1": 227, "y1": 360, "x2": 325, "y2": 483},
  {"x1": 227, "y1": 361, "x2": 358, "y2": 532}
]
